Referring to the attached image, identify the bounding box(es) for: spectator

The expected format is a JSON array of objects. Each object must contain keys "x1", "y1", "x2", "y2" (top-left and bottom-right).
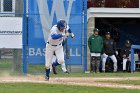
[
  {"x1": 121, "y1": 40, "x2": 131, "y2": 72},
  {"x1": 88, "y1": 28, "x2": 103, "y2": 73},
  {"x1": 102, "y1": 31, "x2": 118, "y2": 72}
]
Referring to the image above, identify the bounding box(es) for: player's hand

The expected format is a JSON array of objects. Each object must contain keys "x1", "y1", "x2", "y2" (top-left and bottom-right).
[
  {"x1": 62, "y1": 33, "x2": 69, "y2": 37},
  {"x1": 115, "y1": 51, "x2": 118, "y2": 55},
  {"x1": 102, "y1": 53, "x2": 106, "y2": 58},
  {"x1": 123, "y1": 54, "x2": 126, "y2": 58},
  {"x1": 70, "y1": 33, "x2": 74, "y2": 38}
]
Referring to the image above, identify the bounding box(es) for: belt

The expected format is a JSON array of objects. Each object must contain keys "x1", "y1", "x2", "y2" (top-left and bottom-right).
[{"x1": 47, "y1": 42, "x2": 61, "y2": 46}]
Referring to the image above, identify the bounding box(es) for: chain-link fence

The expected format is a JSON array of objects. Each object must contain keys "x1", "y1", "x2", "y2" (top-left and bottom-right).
[
  {"x1": 26, "y1": 0, "x2": 85, "y2": 75},
  {"x1": 0, "y1": 49, "x2": 22, "y2": 75},
  {"x1": 0, "y1": 0, "x2": 87, "y2": 76},
  {"x1": 0, "y1": 0, "x2": 23, "y2": 76}
]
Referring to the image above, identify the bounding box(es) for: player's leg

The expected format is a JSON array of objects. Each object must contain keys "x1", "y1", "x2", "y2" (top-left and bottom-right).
[
  {"x1": 102, "y1": 54, "x2": 108, "y2": 72},
  {"x1": 52, "y1": 59, "x2": 60, "y2": 67},
  {"x1": 52, "y1": 55, "x2": 57, "y2": 74},
  {"x1": 95, "y1": 57, "x2": 100, "y2": 73},
  {"x1": 91, "y1": 56, "x2": 95, "y2": 72},
  {"x1": 61, "y1": 62, "x2": 67, "y2": 72},
  {"x1": 126, "y1": 59, "x2": 131, "y2": 72},
  {"x1": 110, "y1": 55, "x2": 117, "y2": 72},
  {"x1": 52, "y1": 46, "x2": 63, "y2": 66},
  {"x1": 123, "y1": 58, "x2": 127, "y2": 71},
  {"x1": 55, "y1": 46, "x2": 64, "y2": 65},
  {"x1": 91, "y1": 56, "x2": 99, "y2": 72},
  {"x1": 45, "y1": 45, "x2": 54, "y2": 80},
  {"x1": 52, "y1": 55, "x2": 57, "y2": 63},
  {"x1": 90, "y1": 56, "x2": 94, "y2": 72},
  {"x1": 61, "y1": 62, "x2": 69, "y2": 74}
]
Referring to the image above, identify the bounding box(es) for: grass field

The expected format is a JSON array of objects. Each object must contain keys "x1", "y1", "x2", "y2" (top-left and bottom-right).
[
  {"x1": 1, "y1": 58, "x2": 140, "y2": 77},
  {"x1": 1, "y1": 59, "x2": 140, "y2": 92},
  {"x1": 0, "y1": 58, "x2": 140, "y2": 76},
  {"x1": 0, "y1": 82, "x2": 140, "y2": 93},
  {"x1": 97, "y1": 80, "x2": 140, "y2": 85},
  {"x1": 50, "y1": 72, "x2": 140, "y2": 77},
  {"x1": 0, "y1": 59, "x2": 12, "y2": 70}
]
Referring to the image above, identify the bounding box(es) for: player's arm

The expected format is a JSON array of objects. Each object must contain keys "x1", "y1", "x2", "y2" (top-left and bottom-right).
[
  {"x1": 51, "y1": 34, "x2": 63, "y2": 39},
  {"x1": 66, "y1": 25, "x2": 74, "y2": 38},
  {"x1": 113, "y1": 40, "x2": 118, "y2": 55},
  {"x1": 50, "y1": 28, "x2": 63, "y2": 39},
  {"x1": 88, "y1": 36, "x2": 92, "y2": 51},
  {"x1": 51, "y1": 32, "x2": 70, "y2": 39}
]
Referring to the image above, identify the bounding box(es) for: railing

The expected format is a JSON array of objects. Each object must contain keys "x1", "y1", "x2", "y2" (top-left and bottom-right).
[{"x1": 131, "y1": 45, "x2": 140, "y2": 72}]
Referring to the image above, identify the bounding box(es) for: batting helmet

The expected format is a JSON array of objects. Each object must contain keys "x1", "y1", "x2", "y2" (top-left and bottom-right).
[{"x1": 57, "y1": 20, "x2": 66, "y2": 30}]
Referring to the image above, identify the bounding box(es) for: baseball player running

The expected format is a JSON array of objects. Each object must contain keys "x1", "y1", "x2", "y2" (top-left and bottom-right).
[{"x1": 45, "y1": 19, "x2": 74, "y2": 80}]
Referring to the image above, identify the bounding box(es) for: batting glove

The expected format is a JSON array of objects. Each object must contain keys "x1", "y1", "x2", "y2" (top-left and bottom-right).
[
  {"x1": 62, "y1": 33, "x2": 69, "y2": 37},
  {"x1": 70, "y1": 33, "x2": 74, "y2": 38},
  {"x1": 115, "y1": 51, "x2": 118, "y2": 55}
]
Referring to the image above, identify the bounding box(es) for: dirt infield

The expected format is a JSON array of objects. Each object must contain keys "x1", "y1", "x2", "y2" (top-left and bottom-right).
[{"x1": 0, "y1": 75, "x2": 140, "y2": 89}]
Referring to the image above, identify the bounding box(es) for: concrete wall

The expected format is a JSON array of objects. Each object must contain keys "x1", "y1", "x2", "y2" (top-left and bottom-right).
[{"x1": 87, "y1": 17, "x2": 95, "y2": 71}]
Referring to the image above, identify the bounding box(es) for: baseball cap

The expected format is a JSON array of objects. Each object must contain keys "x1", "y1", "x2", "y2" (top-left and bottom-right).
[
  {"x1": 125, "y1": 40, "x2": 130, "y2": 44},
  {"x1": 125, "y1": 40, "x2": 131, "y2": 47},
  {"x1": 105, "y1": 31, "x2": 110, "y2": 35},
  {"x1": 93, "y1": 28, "x2": 99, "y2": 32}
]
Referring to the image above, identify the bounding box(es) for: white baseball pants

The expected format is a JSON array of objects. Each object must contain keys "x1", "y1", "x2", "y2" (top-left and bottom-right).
[
  {"x1": 45, "y1": 44, "x2": 64, "y2": 69},
  {"x1": 102, "y1": 54, "x2": 117, "y2": 72}
]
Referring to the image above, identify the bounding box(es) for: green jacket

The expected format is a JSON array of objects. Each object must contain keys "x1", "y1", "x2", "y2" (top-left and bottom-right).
[{"x1": 88, "y1": 34, "x2": 103, "y2": 53}]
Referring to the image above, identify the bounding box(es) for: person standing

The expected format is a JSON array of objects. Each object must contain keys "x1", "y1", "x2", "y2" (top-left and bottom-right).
[
  {"x1": 102, "y1": 31, "x2": 118, "y2": 72},
  {"x1": 88, "y1": 28, "x2": 103, "y2": 73}
]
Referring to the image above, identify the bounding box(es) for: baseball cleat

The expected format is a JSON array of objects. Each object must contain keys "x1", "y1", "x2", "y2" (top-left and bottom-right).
[
  {"x1": 52, "y1": 66, "x2": 57, "y2": 75},
  {"x1": 64, "y1": 71, "x2": 70, "y2": 74},
  {"x1": 45, "y1": 76, "x2": 49, "y2": 81}
]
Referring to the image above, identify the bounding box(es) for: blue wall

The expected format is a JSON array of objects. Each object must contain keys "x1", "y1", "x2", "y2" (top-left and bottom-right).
[{"x1": 27, "y1": 0, "x2": 84, "y2": 65}]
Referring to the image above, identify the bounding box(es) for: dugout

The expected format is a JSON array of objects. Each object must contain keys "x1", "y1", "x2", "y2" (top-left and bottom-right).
[
  {"x1": 95, "y1": 18, "x2": 140, "y2": 71},
  {"x1": 87, "y1": 8, "x2": 140, "y2": 72}
]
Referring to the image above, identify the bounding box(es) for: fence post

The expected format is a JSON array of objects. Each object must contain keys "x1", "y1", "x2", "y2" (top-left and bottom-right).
[
  {"x1": 22, "y1": 0, "x2": 27, "y2": 74},
  {"x1": 131, "y1": 47, "x2": 134, "y2": 72},
  {"x1": 83, "y1": 0, "x2": 87, "y2": 72},
  {"x1": 13, "y1": 49, "x2": 22, "y2": 71},
  {"x1": 131, "y1": 45, "x2": 140, "y2": 73}
]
